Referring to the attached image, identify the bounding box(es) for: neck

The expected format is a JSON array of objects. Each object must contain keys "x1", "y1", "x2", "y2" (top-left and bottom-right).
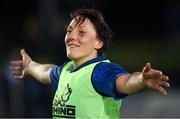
[{"x1": 72, "y1": 54, "x2": 98, "y2": 68}]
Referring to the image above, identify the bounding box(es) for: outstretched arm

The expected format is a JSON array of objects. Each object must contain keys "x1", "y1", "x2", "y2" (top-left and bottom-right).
[
  {"x1": 10, "y1": 49, "x2": 56, "y2": 84},
  {"x1": 116, "y1": 63, "x2": 170, "y2": 96}
]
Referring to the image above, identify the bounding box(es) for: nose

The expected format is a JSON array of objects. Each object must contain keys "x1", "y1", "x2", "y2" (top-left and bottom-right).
[{"x1": 65, "y1": 30, "x2": 77, "y2": 43}]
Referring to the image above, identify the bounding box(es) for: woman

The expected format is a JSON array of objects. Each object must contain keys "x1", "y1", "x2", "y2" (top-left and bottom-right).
[{"x1": 10, "y1": 8, "x2": 170, "y2": 118}]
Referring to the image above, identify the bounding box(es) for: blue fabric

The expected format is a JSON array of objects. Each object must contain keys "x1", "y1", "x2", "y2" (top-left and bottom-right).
[
  {"x1": 50, "y1": 66, "x2": 62, "y2": 91},
  {"x1": 50, "y1": 56, "x2": 129, "y2": 99},
  {"x1": 92, "y1": 62, "x2": 129, "y2": 100}
]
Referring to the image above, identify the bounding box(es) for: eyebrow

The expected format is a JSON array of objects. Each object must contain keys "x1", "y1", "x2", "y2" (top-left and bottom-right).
[{"x1": 67, "y1": 24, "x2": 86, "y2": 31}]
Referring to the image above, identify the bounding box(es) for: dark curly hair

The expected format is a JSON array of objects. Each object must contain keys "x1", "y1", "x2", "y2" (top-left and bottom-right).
[{"x1": 69, "y1": 8, "x2": 112, "y2": 56}]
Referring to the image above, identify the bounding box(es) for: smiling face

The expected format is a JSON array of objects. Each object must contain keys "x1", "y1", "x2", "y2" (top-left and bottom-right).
[{"x1": 65, "y1": 16, "x2": 103, "y2": 67}]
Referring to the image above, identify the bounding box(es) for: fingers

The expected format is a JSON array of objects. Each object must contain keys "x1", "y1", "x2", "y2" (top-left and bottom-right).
[
  {"x1": 10, "y1": 67, "x2": 23, "y2": 75},
  {"x1": 10, "y1": 60, "x2": 24, "y2": 79},
  {"x1": 158, "y1": 87, "x2": 167, "y2": 96},
  {"x1": 142, "y1": 62, "x2": 170, "y2": 96},
  {"x1": 153, "y1": 70, "x2": 162, "y2": 79},
  {"x1": 10, "y1": 49, "x2": 29, "y2": 80},
  {"x1": 10, "y1": 61, "x2": 23, "y2": 73},
  {"x1": 154, "y1": 75, "x2": 170, "y2": 95},
  {"x1": 144, "y1": 71, "x2": 170, "y2": 96},
  {"x1": 10, "y1": 65, "x2": 23, "y2": 79},
  {"x1": 158, "y1": 74, "x2": 170, "y2": 87},
  {"x1": 21, "y1": 49, "x2": 26, "y2": 60},
  {"x1": 14, "y1": 76, "x2": 23, "y2": 80},
  {"x1": 159, "y1": 80, "x2": 170, "y2": 88},
  {"x1": 21, "y1": 49, "x2": 31, "y2": 62},
  {"x1": 10, "y1": 60, "x2": 23, "y2": 66},
  {"x1": 20, "y1": 49, "x2": 32, "y2": 68},
  {"x1": 160, "y1": 75, "x2": 169, "y2": 81},
  {"x1": 10, "y1": 66, "x2": 21, "y2": 71},
  {"x1": 155, "y1": 74, "x2": 170, "y2": 95},
  {"x1": 11, "y1": 71, "x2": 23, "y2": 80},
  {"x1": 143, "y1": 62, "x2": 151, "y2": 73}
]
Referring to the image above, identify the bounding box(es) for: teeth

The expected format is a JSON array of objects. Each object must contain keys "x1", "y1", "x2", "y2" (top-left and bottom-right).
[
  {"x1": 69, "y1": 44, "x2": 78, "y2": 46},
  {"x1": 69, "y1": 44, "x2": 78, "y2": 48}
]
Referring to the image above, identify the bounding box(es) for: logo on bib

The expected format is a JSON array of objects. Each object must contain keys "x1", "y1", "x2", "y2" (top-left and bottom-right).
[{"x1": 52, "y1": 84, "x2": 76, "y2": 118}]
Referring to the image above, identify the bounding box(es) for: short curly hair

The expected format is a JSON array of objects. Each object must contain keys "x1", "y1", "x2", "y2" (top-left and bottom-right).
[{"x1": 69, "y1": 8, "x2": 112, "y2": 56}]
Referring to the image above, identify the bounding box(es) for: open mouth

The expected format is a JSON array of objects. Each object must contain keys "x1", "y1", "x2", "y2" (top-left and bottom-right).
[{"x1": 68, "y1": 44, "x2": 80, "y2": 48}]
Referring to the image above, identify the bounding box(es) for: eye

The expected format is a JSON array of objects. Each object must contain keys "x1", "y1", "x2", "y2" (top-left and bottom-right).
[{"x1": 79, "y1": 30, "x2": 86, "y2": 35}]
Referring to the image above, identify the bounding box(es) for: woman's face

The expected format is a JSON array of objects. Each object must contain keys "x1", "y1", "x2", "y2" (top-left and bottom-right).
[{"x1": 65, "y1": 17, "x2": 103, "y2": 63}]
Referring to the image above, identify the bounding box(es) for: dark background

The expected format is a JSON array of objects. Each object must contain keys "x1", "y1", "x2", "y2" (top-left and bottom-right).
[{"x1": 0, "y1": 0, "x2": 179, "y2": 117}]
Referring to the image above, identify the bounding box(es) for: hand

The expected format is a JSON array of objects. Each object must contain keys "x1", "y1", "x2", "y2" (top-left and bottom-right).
[
  {"x1": 142, "y1": 62, "x2": 170, "y2": 95},
  {"x1": 10, "y1": 49, "x2": 32, "y2": 79}
]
